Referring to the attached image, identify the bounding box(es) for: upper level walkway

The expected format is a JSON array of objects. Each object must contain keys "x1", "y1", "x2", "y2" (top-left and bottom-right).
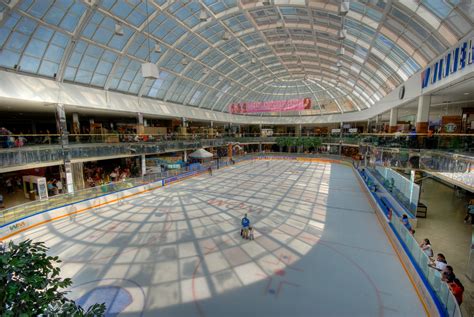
[{"x1": 1, "y1": 133, "x2": 473, "y2": 190}]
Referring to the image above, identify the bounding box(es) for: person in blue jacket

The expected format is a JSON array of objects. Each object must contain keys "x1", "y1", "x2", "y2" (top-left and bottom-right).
[{"x1": 241, "y1": 213, "x2": 250, "y2": 239}]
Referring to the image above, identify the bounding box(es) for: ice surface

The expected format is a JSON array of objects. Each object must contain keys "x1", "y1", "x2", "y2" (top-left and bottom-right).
[{"x1": 11, "y1": 160, "x2": 426, "y2": 317}]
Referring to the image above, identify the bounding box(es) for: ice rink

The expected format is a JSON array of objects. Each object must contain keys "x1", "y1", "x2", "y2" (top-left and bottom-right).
[{"x1": 11, "y1": 160, "x2": 426, "y2": 317}]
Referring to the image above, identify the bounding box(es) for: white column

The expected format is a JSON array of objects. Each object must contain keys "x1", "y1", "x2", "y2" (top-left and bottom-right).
[
  {"x1": 141, "y1": 154, "x2": 146, "y2": 176},
  {"x1": 137, "y1": 112, "x2": 144, "y2": 134},
  {"x1": 56, "y1": 104, "x2": 74, "y2": 194},
  {"x1": 416, "y1": 95, "x2": 430, "y2": 133},
  {"x1": 296, "y1": 124, "x2": 302, "y2": 137},
  {"x1": 389, "y1": 108, "x2": 398, "y2": 132},
  {"x1": 72, "y1": 113, "x2": 80, "y2": 133}
]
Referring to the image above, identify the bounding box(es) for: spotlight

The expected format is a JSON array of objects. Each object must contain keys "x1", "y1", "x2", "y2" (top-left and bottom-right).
[
  {"x1": 199, "y1": 7, "x2": 208, "y2": 22},
  {"x1": 337, "y1": 29, "x2": 347, "y2": 40},
  {"x1": 141, "y1": 63, "x2": 159, "y2": 79},
  {"x1": 154, "y1": 43, "x2": 161, "y2": 53},
  {"x1": 114, "y1": 23, "x2": 124, "y2": 36},
  {"x1": 339, "y1": 1, "x2": 350, "y2": 15}
]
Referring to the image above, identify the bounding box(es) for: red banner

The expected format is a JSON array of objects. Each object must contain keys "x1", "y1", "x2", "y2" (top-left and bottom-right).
[{"x1": 229, "y1": 98, "x2": 311, "y2": 114}]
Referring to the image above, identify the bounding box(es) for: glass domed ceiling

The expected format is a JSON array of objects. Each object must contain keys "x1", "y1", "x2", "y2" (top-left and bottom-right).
[{"x1": 0, "y1": 0, "x2": 472, "y2": 116}]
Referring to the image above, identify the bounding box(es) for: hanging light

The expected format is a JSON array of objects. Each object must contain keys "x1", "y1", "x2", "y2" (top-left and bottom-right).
[
  {"x1": 239, "y1": 46, "x2": 246, "y2": 53},
  {"x1": 202, "y1": 68, "x2": 209, "y2": 74},
  {"x1": 199, "y1": 6, "x2": 208, "y2": 22},
  {"x1": 337, "y1": 29, "x2": 347, "y2": 40},
  {"x1": 337, "y1": 47, "x2": 345, "y2": 56},
  {"x1": 251, "y1": 58, "x2": 256, "y2": 64},
  {"x1": 114, "y1": 23, "x2": 124, "y2": 36},
  {"x1": 222, "y1": 32, "x2": 230, "y2": 41},
  {"x1": 336, "y1": 61, "x2": 342, "y2": 67},
  {"x1": 276, "y1": 21, "x2": 284, "y2": 29},
  {"x1": 339, "y1": 1, "x2": 350, "y2": 15},
  {"x1": 142, "y1": 63, "x2": 159, "y2": 79},
  {"x1": 181, "y1": 58, "x2": 189, "y2": 65},
  {"x1": 141, "y1": 0, "x2": 159, "y2": 79},
  {"x1": 154, "y1": 43, "x2": 161, "y2": 53}
]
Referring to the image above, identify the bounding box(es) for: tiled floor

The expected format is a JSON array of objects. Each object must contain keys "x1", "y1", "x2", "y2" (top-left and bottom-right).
[
  {"x1": 415, "y1": 178, "x2": 473, "y2": 315},
  {"x1": 0, "y1": 188, "x2": 30, "y2": 208},
  {"x1": 8, "y1": 160, "x2": 426, "y2": 316}
]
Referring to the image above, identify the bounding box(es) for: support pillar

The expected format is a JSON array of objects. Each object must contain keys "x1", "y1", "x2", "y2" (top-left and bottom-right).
[
  {"x1": 72, "y1": 113, "x2": 80, "y2": 142},
  {"x1": 141, "y1": 154, "x2": 146, "y2": 176},
  {"x1": 208, "y1": 121, "x2": 214, "y2": 138},
  {"x1": 89, "y1": 118, "x2": 94, "y2": 134},
  {"x1": 72, "y1": 162, "x2": 85, "y2": 191},
  {"x1": 55, "y1": 104, "x2": 74, "y2": 194},
  {"x1": 296, "y1": 124, "x2": 302, "y2": 153},
  {"x1": 137, "y1": 112, "x2": 144, "y2": 134},
  {"x1": 389, "y1": 108, "x2": 398, "y2": 133},
  {"x1": 339, "y1": 122, "x2": 343, "y2": 156},
  {"x1": 296, "y1": 124, "x2": 302, "y2": 136},
  {"x1": 72, "y1": 113, "x2": 80, "y2": 134},
  {"x1": 179, "y1": 117, "x2": 187, "y2": 137},
  {"x1": 416, "y1": 95, "x2": 430, "y2": 133}
]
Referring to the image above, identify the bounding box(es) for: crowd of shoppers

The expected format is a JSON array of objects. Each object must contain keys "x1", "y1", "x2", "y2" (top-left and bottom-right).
[{"x1": 84, "y1": 163, "x2": 138, "y2": 188}]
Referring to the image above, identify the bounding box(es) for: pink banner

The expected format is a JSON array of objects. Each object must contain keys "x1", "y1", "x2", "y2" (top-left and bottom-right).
[{"x1": 229, "y1": 98, "x2": 311, "y2": 114}]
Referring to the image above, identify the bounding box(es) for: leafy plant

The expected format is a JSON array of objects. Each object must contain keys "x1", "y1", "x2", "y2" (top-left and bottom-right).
[
  {"x1": 275, "y1": 137, "x2": 322, "y2": 152},
  {"x1": 0, "y1": 239, "x2": 106, "y2": 316}
]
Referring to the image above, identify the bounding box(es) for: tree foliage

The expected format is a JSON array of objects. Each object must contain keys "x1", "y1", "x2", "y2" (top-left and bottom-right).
[
  {"x1": 275, "y1": 137, "x2": 322, "y2": 149},
  {"x1": 0, "y1": 239, "x2": 106, "y2": 316}
]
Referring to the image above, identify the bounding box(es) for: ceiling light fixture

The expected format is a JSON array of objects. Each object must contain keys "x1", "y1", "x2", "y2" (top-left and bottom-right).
[
  {"x1": 199, "y1": 6, "x2": 208, "y2": 22},
  {"x1": 339, "y1": 1, "x2": 350, "y2": 16},
  {"x1": 114, "y1": 23, "x2": 124, "y2": 36},
  {"x1": 239, "y1": 47, "x2": 246, "y2": 53},
  {"x1": 141, "y1": 1, "x2": 159, "y2": 79},
  {"x1": 154, "y1": 43, "x2": 161, "y2": 53},
  {"x1": 337, "y1": 47, "x2": 345, "y2": 55},
  {"x1": 251, "y1": 58, "x2": 257, "y2": 64},
  {"x1": 222, "y1": 32, "x2": 230, "y2": 41},
  {"x1": 337, "y1": 29, "x2": 347, "y2": 40}
]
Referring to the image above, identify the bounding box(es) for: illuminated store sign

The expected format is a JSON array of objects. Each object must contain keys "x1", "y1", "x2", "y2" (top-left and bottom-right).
[{"x1": 421, "y1": 37, "x2": 473, "y2": 89}]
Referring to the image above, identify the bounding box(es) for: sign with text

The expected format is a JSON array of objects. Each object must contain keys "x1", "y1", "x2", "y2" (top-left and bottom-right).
[
  {"x1": 229, "y1": 98, "x2": 311, "y2": 114},
  {"x1": 421, "y1": 36, "x2": 473, "y2": 89}
]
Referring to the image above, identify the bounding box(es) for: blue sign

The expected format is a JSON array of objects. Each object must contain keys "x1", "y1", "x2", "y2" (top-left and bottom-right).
[{"x1": 421, "y1": 37, "x2": 473, "y2": 89}]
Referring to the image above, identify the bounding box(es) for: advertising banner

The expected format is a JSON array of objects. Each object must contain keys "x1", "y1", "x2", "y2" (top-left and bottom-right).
[{"x1": 229, "y1": 98, "x2": 311, "y2": 114}]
